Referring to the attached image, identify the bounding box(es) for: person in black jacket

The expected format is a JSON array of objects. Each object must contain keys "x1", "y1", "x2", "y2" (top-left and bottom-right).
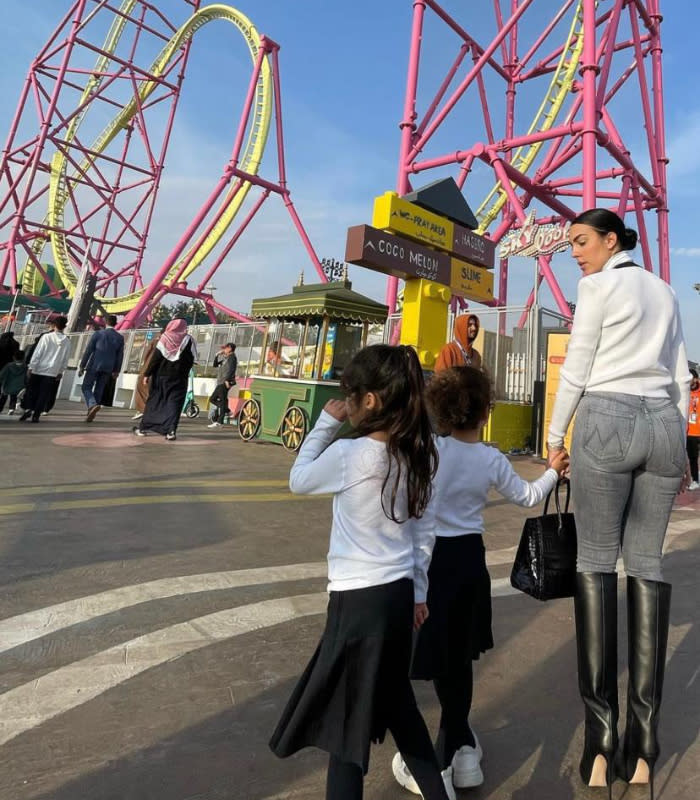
[
  {"x1": 207, "y1": 343, "x2": 237, "y2": 427},
  {"x1": 0, "y1": 331, "x2": 20, "y2": 371},
  {"x1": 132, "y1": 319, "x2": 197, "y2": 441}
]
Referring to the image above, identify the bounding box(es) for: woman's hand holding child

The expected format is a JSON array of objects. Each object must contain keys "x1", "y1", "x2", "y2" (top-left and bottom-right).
[{"x1": 548, "y1": 447, "x2": 570, "y2": 478}]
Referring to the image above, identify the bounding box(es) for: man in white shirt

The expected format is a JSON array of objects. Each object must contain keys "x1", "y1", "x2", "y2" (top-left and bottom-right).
[{"x1": 19, "y1": 315, "x2": 71, "y2": 423}]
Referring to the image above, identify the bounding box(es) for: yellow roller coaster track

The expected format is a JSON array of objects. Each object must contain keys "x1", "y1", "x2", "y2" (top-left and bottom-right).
[
  {"x1": 23, "y1": 2, "x2": 272, "y2": 314},
  {"x1": 475, "y1": 0, "x2": 586, "y2": 234}
]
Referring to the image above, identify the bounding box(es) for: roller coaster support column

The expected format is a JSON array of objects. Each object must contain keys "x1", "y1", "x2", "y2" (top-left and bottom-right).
[
  {"x1": 581, "y1": 0, "x2": 599, "y2": 209},
  {"x1": 489, "y1": 152, "x2": 571, "y2": 318},
  {"x1": 0, "y1": 0, "x2": 89, "y2": 288},
  {"x1": 649, "y1": 1, "x2": 670, "y2": 282},
  {"x1": 390, "y1": 0, "x2": 427, "y2": 312},
  {"x1": 119, "y1": 38, "x2": 269, "y2": 329}
]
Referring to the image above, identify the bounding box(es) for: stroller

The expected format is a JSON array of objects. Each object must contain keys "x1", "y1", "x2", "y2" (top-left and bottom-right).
[{"x1": 181, "y1": 369, "x2": 200, "y2": 418}]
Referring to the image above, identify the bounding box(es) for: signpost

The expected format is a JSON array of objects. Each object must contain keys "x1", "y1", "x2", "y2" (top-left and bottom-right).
[
  {"x1": 372, "y1": 191, "x2": 496, "y2": 268},
  {"x1": 345, "y1": 187, "x2": 495, "y2": 367},
  {"x1": 345, "y1": 224, "x2": 493, "y2": 303}
]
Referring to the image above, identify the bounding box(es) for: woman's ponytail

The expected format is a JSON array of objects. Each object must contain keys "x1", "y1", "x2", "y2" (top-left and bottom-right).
[{"x1": 621, "y1": 227, "x2": 638, "y2": 250}]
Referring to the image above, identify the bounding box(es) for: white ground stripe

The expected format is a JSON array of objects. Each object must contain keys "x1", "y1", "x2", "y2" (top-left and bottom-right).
[
  {"x1": 0, "y1": 563, "x2": 328, "y2": 655},
  {"x1": 0, "y1": 593, "x2": 327, "y2": 748},
  {"x1": 1, "y1": 542, "x2": 696, "y2": 746},
  {"x1": 2, "y1": 516, "x2": 695, "y2": 657}
]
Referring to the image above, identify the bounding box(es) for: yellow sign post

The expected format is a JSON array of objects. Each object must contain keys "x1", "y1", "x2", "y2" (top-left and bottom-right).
[
  {"x1": 541, "y1": 331, "x2": 574, "y2": 453},
  {"x1": 350, "y1": 193, "x2": 496, "y2": 368}
]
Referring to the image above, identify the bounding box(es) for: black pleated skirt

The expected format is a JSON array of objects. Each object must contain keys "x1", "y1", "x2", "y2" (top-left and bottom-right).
[
  {"x1": 410, "y1": 534, "x2": 493, "y2": 680},
  {"x1": 269, "y1": 577, "x2": 414, "y2": 773}
]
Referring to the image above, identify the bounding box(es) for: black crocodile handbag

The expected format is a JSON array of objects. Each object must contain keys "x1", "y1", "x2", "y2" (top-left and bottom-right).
[{"x1": 510, "y1": 479, "x2": 577, "y2": 601}]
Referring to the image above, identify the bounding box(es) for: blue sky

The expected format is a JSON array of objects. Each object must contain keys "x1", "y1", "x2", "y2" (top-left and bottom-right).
[{"x1": 1, "y1": 1, "x2": 698, "y2": 357}]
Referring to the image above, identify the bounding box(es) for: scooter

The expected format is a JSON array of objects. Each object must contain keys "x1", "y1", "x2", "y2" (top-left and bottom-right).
[{"x1": 182, "y1": 369, "x2": 200, "y2": 418}]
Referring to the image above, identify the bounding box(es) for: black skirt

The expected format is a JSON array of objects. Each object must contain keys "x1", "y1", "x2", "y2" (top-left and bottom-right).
[
  {"x1": 269, "y1": 578, "x2": 414, "y2": 773},
  {"x1": 410, "y1": 534, "x2": 493, "y2": 680}
]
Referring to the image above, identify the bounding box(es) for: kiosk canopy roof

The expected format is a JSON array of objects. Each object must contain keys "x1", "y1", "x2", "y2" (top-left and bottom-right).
[{"x1": 250, "y1": 280, "x2": 388, "y2": 324}]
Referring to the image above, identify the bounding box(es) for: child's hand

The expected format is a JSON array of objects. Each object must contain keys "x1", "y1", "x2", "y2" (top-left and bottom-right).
[
  {"x1": 323, "y1": 399, "x2": 347, "y2": 422},
  {"x1": 414, "y1": 603, "x2": 429, "y2": 630},
  {"x1": 549, "y1": 448, "x2": 570, "y2": 477}
]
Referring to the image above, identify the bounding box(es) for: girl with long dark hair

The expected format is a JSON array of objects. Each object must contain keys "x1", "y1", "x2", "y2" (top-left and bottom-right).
[
  {"x1": 546, "y1": 208, "x2": 690, "y2": 797},
  {"x1": 270, "y1": 344, "x2": 454, "y2": 800}
]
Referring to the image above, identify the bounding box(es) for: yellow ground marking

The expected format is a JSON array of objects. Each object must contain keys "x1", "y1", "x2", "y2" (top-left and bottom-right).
[
  {"x1": 0, "y1": 478, "x2": 289, "y2": 498},
  {"x1": 0, "y1": 492, "x2": 329, "y2": 516}
]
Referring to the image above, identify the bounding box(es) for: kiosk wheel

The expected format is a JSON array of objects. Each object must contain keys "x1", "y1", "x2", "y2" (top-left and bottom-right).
[
  {"x1": 280, "y1": 406, "x2": 307, "y2": 452},
  {"x1": 238, "y1": 398, "x2": 261, "y2": 441}
]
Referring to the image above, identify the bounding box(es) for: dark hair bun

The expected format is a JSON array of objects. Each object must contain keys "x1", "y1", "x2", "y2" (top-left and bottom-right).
[{"x1": 621, "y1": 228, "x2": 638, "y2": 250}]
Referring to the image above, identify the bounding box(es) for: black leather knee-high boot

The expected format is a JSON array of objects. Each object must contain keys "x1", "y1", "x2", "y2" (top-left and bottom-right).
[
  {"x1": 620, "y1": 577, "x2": 672, "y2": 799},
  {"x1": 574, "y1": 572, "x2": 619, "y2": 794}
]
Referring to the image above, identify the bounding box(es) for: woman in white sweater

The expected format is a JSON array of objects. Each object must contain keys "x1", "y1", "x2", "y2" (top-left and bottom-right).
[{"x1": 546, "y1": 208, "x2": 690, "y2": 797}]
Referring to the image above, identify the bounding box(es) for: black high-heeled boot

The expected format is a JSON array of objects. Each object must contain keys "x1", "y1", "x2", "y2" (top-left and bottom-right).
[
  {"x1": 574, "y1": 572, "x2": 619, "y2": 795},
  {"x1": 620, "y1": 577, "x2": 671, "y2": 800}
]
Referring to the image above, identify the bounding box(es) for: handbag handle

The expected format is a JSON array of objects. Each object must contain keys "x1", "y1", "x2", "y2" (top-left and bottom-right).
[{"x1": 543, "y1": 478, "x2": 571, "y2": 517}]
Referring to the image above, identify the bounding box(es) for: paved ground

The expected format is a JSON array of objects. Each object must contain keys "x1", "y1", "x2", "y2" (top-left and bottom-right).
[{"x1": 0, "y1": 402, "x2": 698, "y2": 800}]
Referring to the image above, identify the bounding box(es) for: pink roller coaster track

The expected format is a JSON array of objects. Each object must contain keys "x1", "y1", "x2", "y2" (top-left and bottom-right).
[
  {"x1": 389, "y1": 0, "x2": 669, "y2": 321},
  {"x1": 0, "y1": 1, "x2": 324, "y2": 328}
]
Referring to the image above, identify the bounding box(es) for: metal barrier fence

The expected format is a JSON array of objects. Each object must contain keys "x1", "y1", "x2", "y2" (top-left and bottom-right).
[{"x1": 11, "y1": 306, "x2": 571, "y2": 404}]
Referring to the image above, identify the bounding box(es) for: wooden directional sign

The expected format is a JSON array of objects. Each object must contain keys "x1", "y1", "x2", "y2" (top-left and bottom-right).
[
  {"x1": 372, "y1": 191, "x2": 496, "y2": 269},
  {"x1": 345, "y1": 225, "x2": 494, "y2": 303}
]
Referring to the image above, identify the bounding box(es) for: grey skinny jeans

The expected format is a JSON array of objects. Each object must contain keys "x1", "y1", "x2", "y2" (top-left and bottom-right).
[{"x1": 570, "y1": 392, "x2": 685, "y2": 581}]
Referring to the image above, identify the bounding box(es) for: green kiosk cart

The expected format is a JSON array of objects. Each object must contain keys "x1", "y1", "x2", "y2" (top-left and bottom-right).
[{"x1": 238, "y1": 276, "x2": 388, "y2": 451}]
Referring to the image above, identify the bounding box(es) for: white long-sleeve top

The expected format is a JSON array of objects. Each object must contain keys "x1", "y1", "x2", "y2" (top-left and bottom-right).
[
  {"x1": 289, "y1": 411, "x2": 436, "y2": 602},
  {"x1": 547, "y1": 251, "x2": 691, "y2": 448},
  {"x1": 432, "y1": 437, "x2": 558, "y2": 537},
  {"x1": 28, "y1": 331, "x2": 71, "y2": 377}
]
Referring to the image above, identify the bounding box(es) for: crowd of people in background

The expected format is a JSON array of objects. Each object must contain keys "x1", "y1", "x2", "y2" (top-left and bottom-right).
[{"x1": 1, "y1": 315, "x2": 245, "y2": 440}]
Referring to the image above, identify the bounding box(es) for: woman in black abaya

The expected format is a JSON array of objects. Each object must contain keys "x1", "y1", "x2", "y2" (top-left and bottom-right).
[{"x1": 133, "y1": 318, "x2": 196, "y2": 441}]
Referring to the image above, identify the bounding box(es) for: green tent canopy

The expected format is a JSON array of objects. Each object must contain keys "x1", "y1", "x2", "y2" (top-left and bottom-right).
[
  {"x1": 250, "y1": 279, "x2": 388, "y2": 324},
  {"x1": 0, "y1": 293, "x2": 71, "y2": 314}
]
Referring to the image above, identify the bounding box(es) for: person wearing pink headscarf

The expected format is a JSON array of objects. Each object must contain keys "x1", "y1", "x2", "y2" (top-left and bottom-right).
[{"x1": 133, "y1": 319, "x2": 197, "y2": 441}]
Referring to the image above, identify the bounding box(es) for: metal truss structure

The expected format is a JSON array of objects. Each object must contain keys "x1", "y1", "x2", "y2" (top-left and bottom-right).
[
  {"x1": 390, "y1": 0, "x2": 669, "y2": 319},
  {"x1": 0, "y1": 1, "x2": 324, "y2": 328}
]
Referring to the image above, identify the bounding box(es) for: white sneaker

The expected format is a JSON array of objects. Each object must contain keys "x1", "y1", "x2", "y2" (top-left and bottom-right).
[
  {"x1": 207, "y1": 421, "x2": 222, "y2": 428},
  {"x1": 7, "y1": 409, "x2": 14, "y2": 415},
  {"x1": 688, "y1": 480, "x2": 700, "y2": 491},
  {"x1": 391, "y1": 752, "x2": 456, "y2": 800},
  {"x1": 451, "y1": 732, "x2": 484, "y2": 788},
  {"x1": 131, "y1": 412, "x2": 143, "y2": 420}
]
